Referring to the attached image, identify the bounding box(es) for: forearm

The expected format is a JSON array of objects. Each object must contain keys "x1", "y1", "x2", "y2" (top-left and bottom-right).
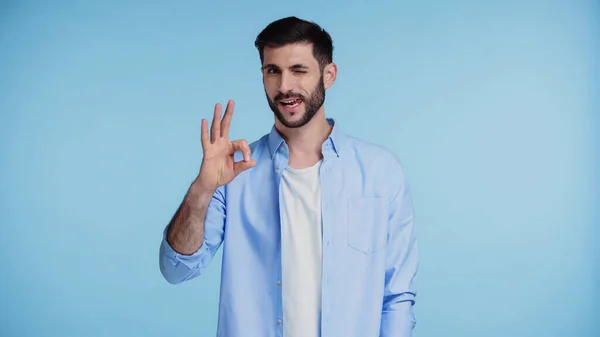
[
  {"x1": 379, "y1": 241, "x2": 418, "y2": 337},
  {"x1": 380, "y1": 300, "x2": 416, "y2": 337},
  {"x1": 166, "y1": 179, "x2": 216, "y2": 255}
]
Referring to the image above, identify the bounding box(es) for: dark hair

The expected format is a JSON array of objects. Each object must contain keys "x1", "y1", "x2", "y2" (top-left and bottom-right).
[{"x1": 254, "y1": 16, "x2": 334, "y2": 70}]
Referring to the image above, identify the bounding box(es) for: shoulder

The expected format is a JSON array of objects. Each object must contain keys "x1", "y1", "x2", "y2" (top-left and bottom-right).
[
  {"x1": 342, "y1": 134, "x2": 405, "y2": 172},
  {"x1": 340, "y1": 133, "x2": 410, "y2": 195}
]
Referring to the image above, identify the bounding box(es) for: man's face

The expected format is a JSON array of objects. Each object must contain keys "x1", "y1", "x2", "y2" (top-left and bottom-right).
[{"x1": 261, "y1": 43, "x2": 334, "y2": 128}]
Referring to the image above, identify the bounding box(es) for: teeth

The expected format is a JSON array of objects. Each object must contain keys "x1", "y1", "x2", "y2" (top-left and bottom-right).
[{"x1": 280, "y1": 99, "x2": 301, "y2": 108}]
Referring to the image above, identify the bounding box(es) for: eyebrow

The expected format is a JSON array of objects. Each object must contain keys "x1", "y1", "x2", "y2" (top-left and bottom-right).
[{"x1": 261, "y1": 64, "x2": 309, "y2": 71}]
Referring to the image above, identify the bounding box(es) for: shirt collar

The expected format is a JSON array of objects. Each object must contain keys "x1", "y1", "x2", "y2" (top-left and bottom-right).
[{"x1": 268, "y1": 118, "x2": 344, "y2": 159}]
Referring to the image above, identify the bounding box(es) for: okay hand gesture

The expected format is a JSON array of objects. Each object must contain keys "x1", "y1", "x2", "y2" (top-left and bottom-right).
[{"x1": 196, "y1": 100, "x2": 256, "y2": 192}]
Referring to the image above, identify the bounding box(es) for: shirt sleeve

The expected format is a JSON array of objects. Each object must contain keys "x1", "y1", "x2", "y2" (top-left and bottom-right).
[
  {"x1": 158, "y1": 186, "x2": 227, "y2": 284},
  {"x1": 380, "y1": 160, "x2": 419, "y2": 336}
]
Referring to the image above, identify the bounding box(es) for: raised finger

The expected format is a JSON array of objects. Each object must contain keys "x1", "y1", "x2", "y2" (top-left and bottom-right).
[
  {"x1": 221, "y1": 100, "x2": 235, "y2": 139},
  {"x1": 211, "y1": 103, "x2": 222, "y2": 142},
  {"x1": 231, "y1": 139, "x2": 251, "y2": 162},
  {"x1": 200, "y1": 118, "x2": 209, "y2": 148}
]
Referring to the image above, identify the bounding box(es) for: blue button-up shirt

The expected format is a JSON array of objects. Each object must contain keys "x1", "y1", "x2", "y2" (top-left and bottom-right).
[{"x1": 159, "y1": 118, "x2": 418, "y2": 337}]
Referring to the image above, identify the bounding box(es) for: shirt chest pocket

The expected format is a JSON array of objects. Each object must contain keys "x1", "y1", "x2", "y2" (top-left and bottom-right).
[{"x1": 346, "y1": 197, "x2": 389, "y2": 255}]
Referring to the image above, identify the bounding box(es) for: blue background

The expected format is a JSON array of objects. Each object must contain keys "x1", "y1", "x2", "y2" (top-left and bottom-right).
[{"x1": 1, "y1": 1, "x2": 598, "y2": 336}]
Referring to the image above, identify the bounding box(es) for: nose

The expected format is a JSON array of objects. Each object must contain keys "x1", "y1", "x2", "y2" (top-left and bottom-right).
[{"x1": 278, "y1": 71, "x2": 294, "y2": 93}]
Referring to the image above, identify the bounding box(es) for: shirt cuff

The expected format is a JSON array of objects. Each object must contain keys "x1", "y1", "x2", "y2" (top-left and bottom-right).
[{"x1": 160, "y1": 226, "x2": 210, "y2": 269}]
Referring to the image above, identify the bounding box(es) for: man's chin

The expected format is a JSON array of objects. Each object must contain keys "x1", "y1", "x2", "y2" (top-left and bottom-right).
[{"x1": 275, "y1": 112, "x2": 309, "y2": 129}]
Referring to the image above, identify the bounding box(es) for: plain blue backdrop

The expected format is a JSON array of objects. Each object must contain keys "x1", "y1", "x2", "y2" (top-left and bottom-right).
[{"x1": 1, "y1": 1, "x2": 598, "y2": 336}]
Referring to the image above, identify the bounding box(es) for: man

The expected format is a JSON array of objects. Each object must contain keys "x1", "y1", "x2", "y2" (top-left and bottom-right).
[{"x1": 159, "y1": 16, "x2": 418, "y2": 337}]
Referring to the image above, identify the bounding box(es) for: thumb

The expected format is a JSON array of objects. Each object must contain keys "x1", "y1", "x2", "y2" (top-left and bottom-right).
[{"x1": 234, "y1": 159, "x2": 256, "y2": 176}]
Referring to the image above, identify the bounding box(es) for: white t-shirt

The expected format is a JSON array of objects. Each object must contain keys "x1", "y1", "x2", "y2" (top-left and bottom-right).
[{"x1": 280, "y1": 160, "x2": 323, "y2": 337}]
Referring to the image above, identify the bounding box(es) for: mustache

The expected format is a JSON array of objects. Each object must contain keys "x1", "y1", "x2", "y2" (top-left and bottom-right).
[{"x1": 274, "y1": 92, "x2": 305, "y2": 101}]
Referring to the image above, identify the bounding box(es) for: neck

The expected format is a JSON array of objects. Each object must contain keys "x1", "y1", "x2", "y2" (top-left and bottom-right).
[{"x1": 276, "y1": 109, "x2": 332, "y2": 169}]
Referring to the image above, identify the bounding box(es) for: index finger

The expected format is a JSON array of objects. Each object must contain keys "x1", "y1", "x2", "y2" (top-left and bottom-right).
[
  {"x1": 231, "y1": 139, "x2": 251, "y2": 162},
  {"x1": 221, "y1": 100, "x2": 235, "y2": 139}
]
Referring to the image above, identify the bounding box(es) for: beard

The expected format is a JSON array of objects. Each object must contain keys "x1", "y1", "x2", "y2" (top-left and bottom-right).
[{"x1": 266, "y1": 73, "x2": 326, "y2": 129}]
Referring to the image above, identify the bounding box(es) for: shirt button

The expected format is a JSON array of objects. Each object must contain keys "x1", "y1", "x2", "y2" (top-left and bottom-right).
[
  {"x1": 277, "y1": 319, "x2": 282, "y2": 325},
  {"x1": 277, "y1": 280, "x2": 281, "y2": 286},
  {"x1": 280, "y1": 146, "x2": 285, "y2": 151},
  {"x1": 275, "y1": 167, "x2": 279, "y2": 172}
]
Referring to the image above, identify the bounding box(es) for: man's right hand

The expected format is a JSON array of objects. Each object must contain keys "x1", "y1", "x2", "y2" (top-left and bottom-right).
[{"x1": 195, "y1": 100, "x2": 256, "y2": 192}]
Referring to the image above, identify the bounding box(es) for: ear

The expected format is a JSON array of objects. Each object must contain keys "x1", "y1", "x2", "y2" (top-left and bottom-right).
[{"x1": 323, "y1": 62, "x2": 337, "y2": 89}]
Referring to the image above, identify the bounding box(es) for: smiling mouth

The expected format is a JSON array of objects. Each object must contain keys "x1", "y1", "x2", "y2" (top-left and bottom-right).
[{"x1": 279, "y1": 98, "x2": 303, "y2": 108}]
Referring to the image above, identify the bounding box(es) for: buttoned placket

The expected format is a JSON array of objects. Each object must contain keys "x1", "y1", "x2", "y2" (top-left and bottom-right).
[
  {"x1": 319, "y1": 139, "x2": 337, "y2": 337},
  {"x1": 273, "y1": 141, "x2": 288, "y2": 337}
]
